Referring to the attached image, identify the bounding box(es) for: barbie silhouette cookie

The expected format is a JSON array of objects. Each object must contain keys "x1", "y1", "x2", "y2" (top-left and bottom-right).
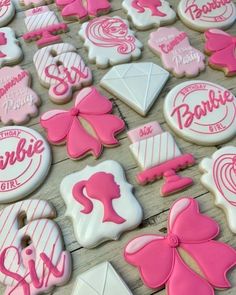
[
  {"x1": 0, "y1": 27, "x2": 23, "y2": 67},
  {"x1": 40, "y1": 87, "x2": 125, "y2": 160},
  {"x1": 60, "y1": 160, "x2": 143, "y2": 248},
  {"x1": 149, "y1": 27, "x2": 205, "y2": 77},
  {"x1": 79, "y1": 16, "x2": 143, "y2": 68},
  {"x1": 0, "y1": 199, "x2": 71, "y2": 295},
  {"x1": 178, "y1": 0, "x2": 236, "y2": 32},
  {"x1": 33, "y1": 43, "x2": 92, "y2": 104},
  {"x1": 164, "y1": 80, "x2": 236, "y2": 146},
  {"x1": 0, "y1": 66, "x2": 40, "y2": 125},
  {"x1": 0, "y1": 0, "x2": 15, "y2": 27},
  {"x1": 125, "y1": 198, "x2": 236, "y2": 295},
  {"x1": 56, "y1": 0, "x2": 111, "y2": 22},
  {"x1": 200, "y1": 146, "x2": 236, "y2": 233},
  {"x1": 128, "y1": 122, "x2": 195, "y2": 196},
  {"x1": 205, "y1": 29, "x2": 236, "y2": 76},
  {"x1": 122, "y1": 0, "x2": 176, "y2": 30},
  {"x1": 0, "y1": 126, "x2": 51, "y2": 203}
]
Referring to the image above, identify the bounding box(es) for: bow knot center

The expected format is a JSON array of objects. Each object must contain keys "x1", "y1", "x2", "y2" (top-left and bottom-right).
[
  {"x1": 167, "y1": 234, "x2": 179, "y2": 248},
  {"x1": 70, "y1": 107, "x2": 80, "y2": 116}
]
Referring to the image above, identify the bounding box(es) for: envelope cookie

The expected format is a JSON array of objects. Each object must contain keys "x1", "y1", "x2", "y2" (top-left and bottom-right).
[
  {"x1": 72, "y1": 262, "x2": 133, "y2": 295},
  {"x1": 79, "y1": 16, "x2": 143, "y2": 68},
  {"x1": 200, "y1": 146, "x2": 236, "y2": 233},
  {"x1": 60, "y1": 160, "x2": 143, "y2": 248}
]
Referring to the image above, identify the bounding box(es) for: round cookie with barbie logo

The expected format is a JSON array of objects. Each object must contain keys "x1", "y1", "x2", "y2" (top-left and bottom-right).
[
  {"x1": 164, "y1": 80, "x2": 236, "y2": 146},
  {"x1": 0, "y1": 126, "x2": 51, "y2": 203},
  {"x1": 178, "y1": 0, "x2": 236, "y2": 32}
]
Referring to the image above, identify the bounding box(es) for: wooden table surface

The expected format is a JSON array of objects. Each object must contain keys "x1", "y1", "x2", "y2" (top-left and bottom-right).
[{"x1": 2, "y1": 0, "x2": 236, "y2": 294}]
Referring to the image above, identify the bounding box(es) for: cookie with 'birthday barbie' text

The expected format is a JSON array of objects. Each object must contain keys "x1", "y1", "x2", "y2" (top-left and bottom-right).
[
  {"x1": 79, "y1": 16, "x2": 143, "y2": 68},
  {"x1": 164, "y1": 80, "x2": 236, "y2": 146},
  {"x1": 178, "y1": 0, "x2": 236, "y2": 32},
  {"x1": 148, "y1": 27, "x2": 205, "y2": 78}
]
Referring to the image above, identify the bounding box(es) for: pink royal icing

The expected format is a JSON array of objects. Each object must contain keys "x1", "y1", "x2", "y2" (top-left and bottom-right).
[
  {"x1": 56, "y1": 0, "x2": 111, "y2": 21},
  {"x1": 205, "y1": 29, "x2": 236, "y2": 76},
  {"x1": 124, "y1": 197, "x2": 236, "y2": 294},
  {"x1": 0, "y1": 66, "x2": 40, "y2": 125},
  {"x1": 40, "y1": 87, "x2": 125, "y2": 160},
  {"x1": 127, "y1": 121, "x2": 163, "y2": 143},
  {"x1": 148, "y1": 27, "x2": 205, "y2": 77},
  {"x1": 132, "y1": 0, "x2": 166, "y2": 16}
]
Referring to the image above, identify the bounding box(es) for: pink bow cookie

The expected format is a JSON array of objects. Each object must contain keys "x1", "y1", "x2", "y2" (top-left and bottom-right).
[
  {"x1": 40, "y1": 87, "x2": 125, "y2": 160},
  {"x1": 124, "y1": 198, "x2": 236, "y2": 295}
]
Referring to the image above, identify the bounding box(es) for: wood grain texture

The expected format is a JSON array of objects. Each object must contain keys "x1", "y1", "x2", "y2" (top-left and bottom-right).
[{"x1": 1, "y1": 0, "x2": 236, "y2": 294}]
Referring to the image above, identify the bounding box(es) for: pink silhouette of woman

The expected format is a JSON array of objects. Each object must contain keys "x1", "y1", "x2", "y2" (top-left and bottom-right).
[{"x1": 72, "y1": 172, "x2": 126, "y2": 224}]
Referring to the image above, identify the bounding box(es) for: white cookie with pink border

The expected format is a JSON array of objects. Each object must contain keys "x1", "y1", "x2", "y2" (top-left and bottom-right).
[
  {"x1": 0, "y1": 126, "x2": 51, "y2": 203},
  {"x1": 0, "y1": 199, "x2": 72, "y2": 295},
  {"x1": 0, "y1": 0, "x2": 15, "y2": 27},
  {"x1": 200, "y1": 146, "x2": 236, "y2": 233},
  {"x1": 178, "y1": 0, "x2": 236, "y2": 32},
  {"x1": 0, "y1": 66, "x2": 40, "y2": 125},
  {"x1": 164, "y1": 80, "x2": 236, "y2": 146}
]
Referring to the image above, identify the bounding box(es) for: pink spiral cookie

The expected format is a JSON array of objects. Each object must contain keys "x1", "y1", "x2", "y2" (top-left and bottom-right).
[
  {"x1": 0, "y1": 66, "x2": 40, "y2": 125},
  {"x1": 79, "y1": 16, "x2": 143, "y2": 68},
  {"x1": 148, "y1": 27, "x2": 205, "y2": 77},
  {"x1": 0, "y1": 199, "x2": 71, "y2": 295},
  {"x1": 125, "y1": 197, "x2": 236, "y2": 295}
]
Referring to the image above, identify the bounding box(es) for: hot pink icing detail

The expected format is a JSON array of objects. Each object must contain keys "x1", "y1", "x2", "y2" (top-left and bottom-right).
[
  {"x1": 205, "y1": 29, "x2": 236, "y2": 75},
  {"x1": 0, "y1": 66, "x2": 40, "y2": 125},
  {"x1": 0, "y1": 32, "x2": 7, "y2": 58},
  {"x1": 85, "y1": 17, "x2": 136, "y2": 55},
  {"x1": 127, "y1": 121, "x2": 162, "y2": 143},
  {"x1": 25, "y1": 6, "x2": 49, "y2": 16},
  {"x1": 132, "y1": 0, "x2": 166, "y2": 16},
  {"x1": 40, "y1": 87, "x2": 125, "y2": 160},
  {"x1": 124, "y1": 197, "x2": 236, "y2": 293},
  {"x1": 72, "y1": 172, "x2": 126, "y2": 224},
  {"x1": 148, "y1": 27, "x2": 205, "y2": 77},
  {"x1": 56, "y1": 0, "x2": 110, "y2": 20}
]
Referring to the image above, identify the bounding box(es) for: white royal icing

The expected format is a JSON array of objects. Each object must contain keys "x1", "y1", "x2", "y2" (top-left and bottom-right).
[{"x1": 0, "y1": 0, "x2": 15, "y2": 27}]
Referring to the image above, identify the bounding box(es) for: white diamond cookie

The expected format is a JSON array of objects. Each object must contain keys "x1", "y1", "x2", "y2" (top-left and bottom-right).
[
  {"x1": 72, "y1": 262, "x2": 133, "y2": 295},
  {"x1": 200, "y1": 146, "x2": 236, "y2": 233},
  {"x1": 101, "y1": 62, "x2": 169, "y2": 116}
]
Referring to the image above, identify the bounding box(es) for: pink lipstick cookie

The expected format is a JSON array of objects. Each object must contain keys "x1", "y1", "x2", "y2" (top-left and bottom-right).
[
  {"x1": 33, "y1": 43, "x2": 92, "y2": 104},
  {"x1": 122, "y1": 0, "x2": 176, "y2": 30},
  {"x1": 178, "y1": 0, "x2": 236, "y2": 32},
  {"x1": 0, "y1": 199, "x2": 72, "y2": 295},
  {"x1": 148, "y1": 27, "x2": 205, "y2": 78},
  {"x1": 164, "y1": 80, "x2": 236, "y2": 146},
  {"x1": 60, "y1": 160, "x2": 143, "y2": 248},
  {"x1": 56, "y1": 0, "x2": 111, "y2": 22},
  {"x1": 205, "y1": 29, "x2": 236, "y2": 76},
  {"x1": 0, "y1": 0, "x2": 15, "y2": 27},
  {"x1": 40, "y1": 87, "x2": 125, "y2": 160},
  {"x1": 0, "y1": 66, "x2": 40, "y2": 125},
  {"x1": 79, "y1": 16, "x2": 143, "y2": 68},
  {"x1": 128, "y1": 122, "x2": 195, "y2": 196},
  {"x1": 125, "y1": 197, "x2": 236, "y2": 295}
]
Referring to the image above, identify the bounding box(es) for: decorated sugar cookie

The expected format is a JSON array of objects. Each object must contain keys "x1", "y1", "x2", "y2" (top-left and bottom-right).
[
  {"x1": 0, "y1": 126, "x2": 51, "y2": 203},
  {"x1": 0, "y1": 199, "x2": 71, "y2": 295},
  {"x1": 148, "y1": 27, "x2": 205, "y2": 77},
  {"x1": 23, "y1": 6, "x2": 68, "y2": 47},
  {"x1": 72, "y1": 262, "x2": 133, "y2": 295},
  {"x1": 40, "y1": 87, "x2": 125, "y2": 160},
  {"x1": 33, "y1": 43, "x2": 92, "y2": 104},
  {"x1": 125, "y1": 197, "x2": 236, "y2": 294},
  {"x1": 100, "y1": 62, "x2": 169, "y2": 116},
  {"x1": 0, "y1": 27, "x2": 23, "y2": 67},
  {"x1": 205, "y1": 29, "x2": 236, "y2": 76},
  {"x1": 122, "y1": 0, "x2": 176, "y2": 30},
  {"x1": 178, "y1": 0, "x2": 236, "y2": 32},
  {"x1": 164, "y1": 80, "x2": 236, "y2": 146},
  {"x1": 0, "y1": 0, "x2": 15, "y2": 27},
  {"x1": 56, "y1": 0, "x2": 111, "y2": 22},
  {"x1": 60, "y1": 160, "x2": 143, "y2": 248},
  {"x1": 79, "y1": 16, "x2": 143, "y2": 68},
  {"x1": 0, "y1": 66, "x2": 40, "y2": 125},
  {"x1": 200, "y1": 146, "x2": 236, "y2": 233},
  {"x1": 128, "y1": 122, "x2": 195, "y2": 196},
  {"x1": 20, "y1": 0, "x2": 53, "y2": 8}
]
